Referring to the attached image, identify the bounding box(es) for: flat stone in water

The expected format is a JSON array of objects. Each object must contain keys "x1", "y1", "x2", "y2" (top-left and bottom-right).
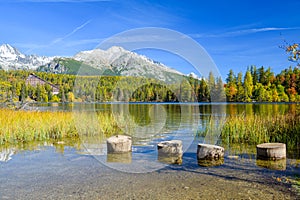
[
  {"x1": 256, "y1": 143, "x2": 286, "y2": 160},
  {"x1": 107, "y1": 135, "x2": 132, "y2": 153},
  {"x1": 157, "y1": 140, "x2": 183, "y2": 165},
  {"x1": 157, "y1": 140, "x2": 183, "y2": 155},
  {"x1": 197, "y1": 144, "x2": 225, "y2": 160}
]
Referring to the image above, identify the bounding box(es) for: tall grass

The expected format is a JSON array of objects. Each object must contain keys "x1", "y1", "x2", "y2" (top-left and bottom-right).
[
  {"x1": 221, "y1": 113, "x2": 300, "y2": 149},
  {"x1": 0, "y1": 109, "x2": 131, "y2": 145}
]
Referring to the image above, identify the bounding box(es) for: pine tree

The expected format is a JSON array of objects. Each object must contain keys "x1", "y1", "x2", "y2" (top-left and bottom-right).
[
  {"x1": 208, "y1": 71, "x2": 216, "y2": 102},
  {"x1": 236, "y1": 72, "x2": 245, "y2": 102},
  {"x1": 250, "y1": 65, "x2": 258, "y2": 86},
  {"x1": 198, "y1": 78, "x2": 209, "y2": 102},
  {"x1": 215, "y1": 77, "x2": 226, "y2": 102},
  {"x1": 244, "y1": 70, "x2": 253, "y2": 102},
  {"x1": 225, "y1": 69, "x2": 237, "y2": 102}
]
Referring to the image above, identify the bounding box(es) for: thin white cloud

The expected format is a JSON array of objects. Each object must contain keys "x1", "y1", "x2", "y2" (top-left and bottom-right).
[
  {"x1": 190, "y1": 27, "x2": 300, "y2": 38},
  {"x1": 51, "y1": 19, "x2": 92, "y2": 45},
  {"x1": 23, "y1": 19, "x2": 92, "y2": 54},
  {"x1": 224, "y1": 27, "x2": 300, "y2": 36}
]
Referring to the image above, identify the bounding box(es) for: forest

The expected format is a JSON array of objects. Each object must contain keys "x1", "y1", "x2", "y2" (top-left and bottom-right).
[{"x1": 1, "y1": 64, "x2": 300, "y2": 103}]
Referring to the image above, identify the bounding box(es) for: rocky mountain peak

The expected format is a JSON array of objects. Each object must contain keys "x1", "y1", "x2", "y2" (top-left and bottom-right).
[
  {"x1": 0, "y1": 44, "x2": 54, "y2": 70},
  {"x1": 0, "y1": 44, "x2": 184, "y2": 83},
  {"x1": 107, "y1": 46, "x2": 126, "y2": 53},
  {"x1": 0, "y1": 44, "x2": 24, "y2": 59},
  {"x1": 73, "y1": 46, "x2": 183, "y2": 82}
]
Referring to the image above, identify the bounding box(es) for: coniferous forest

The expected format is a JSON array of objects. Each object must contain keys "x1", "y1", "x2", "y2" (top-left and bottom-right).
[{"x1": 1, "y1": 65, "x2": 300, "y2": 103}]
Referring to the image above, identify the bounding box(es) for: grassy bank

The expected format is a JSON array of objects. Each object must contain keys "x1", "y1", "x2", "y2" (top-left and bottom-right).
[
  {"x1": 2, "y1": 108, "x2": 300, "y2": 149},
  {"x1": 0, "y1": 109, "x2": 127, "y2": 145},
  {"x1": 221, "y1": 113, "x2": 300, "y2": 149}
]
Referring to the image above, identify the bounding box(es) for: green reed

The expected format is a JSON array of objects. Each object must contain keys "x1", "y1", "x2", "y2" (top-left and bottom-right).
[
  {"x1": 221, "y1": 113, "x2": 300, "y2": 148},
  {"x1": 0, "y1": 109, "x2": 131, "y2": 145}
]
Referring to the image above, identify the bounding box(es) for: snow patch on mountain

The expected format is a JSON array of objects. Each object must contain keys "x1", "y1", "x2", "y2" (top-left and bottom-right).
[
  {"x1": 0, "y1": 44, "x2": 186, "y2": 83},
  {"x1": 74, "y1": 46, "x2": 183, "y2": 81},
  {"x1": 0, "y1": 44, "x2": 54, "y2": 70}
]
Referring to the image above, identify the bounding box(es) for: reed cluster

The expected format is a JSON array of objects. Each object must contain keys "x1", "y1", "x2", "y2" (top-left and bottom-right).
[
  {"x1": 0, "y1": 109, "x2": 130, "y2": 145},
  {"x1": 221, "y1": 113, "x2": 300, "y2": 148}
]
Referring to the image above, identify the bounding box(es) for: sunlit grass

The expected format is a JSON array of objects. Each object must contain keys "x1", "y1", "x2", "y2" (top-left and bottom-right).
[
  {"x1": 0, "y1": 109, "x2": 132, "y2": 145},
  {"x1": 220, "y1": 113, "x2": 300, "y2": 149}
]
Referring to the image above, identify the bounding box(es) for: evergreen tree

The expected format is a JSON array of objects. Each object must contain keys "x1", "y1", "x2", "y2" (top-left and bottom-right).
[
  {"x1": 215, "y1": 77, "x2": 226, "y2": 102},
  {"x1": 236, "y1": 72, "x2": 245, "y2": 102},
  {"x1": 244, "y1": 70, "x2": 253, "y2": 102},
  {"x1": 208, "y1": 71, "x2": 216, "y2": 102},
  {"x1": 250, "y1": 65, "x2": 258, "y2": 86},
  {"x1": 198, "y1": 78, "x2": 209, "y2": 102},
  {"x1": 258, "y1": 66, "x2": 266, "y2": 85},
  {"x1": 225, "y1": 69, "x2": 237, "y2": 102}
]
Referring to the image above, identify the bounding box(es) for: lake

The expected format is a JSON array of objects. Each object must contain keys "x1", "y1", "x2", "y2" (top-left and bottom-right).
[{"x1": 0, "y1": 103, "x2": 299, "y2": 199}]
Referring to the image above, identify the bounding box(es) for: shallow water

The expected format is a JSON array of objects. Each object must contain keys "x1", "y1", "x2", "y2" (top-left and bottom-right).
[
  {"x1": 1, "y1": 103, "x2": 300, "y2": 199},
  {"x1": 0, "y1": 141, "x2": 299, "y2": 199}
]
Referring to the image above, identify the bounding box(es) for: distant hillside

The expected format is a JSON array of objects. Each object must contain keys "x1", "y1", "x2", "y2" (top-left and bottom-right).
[
  {"x1": 0, "y1": 44, "x2": 185, "y2": 82},
  {"x1": 37, "y1": 58, "x2": 103, "y2": 75},
  {"x1": 74, "y1": 46, "x2": 184, "y2": 83}
]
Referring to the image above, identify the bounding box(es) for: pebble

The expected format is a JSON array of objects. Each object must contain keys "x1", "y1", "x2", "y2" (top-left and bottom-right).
[{"x1": 227, "y1": 155, "x2": 239, "y2": 159}]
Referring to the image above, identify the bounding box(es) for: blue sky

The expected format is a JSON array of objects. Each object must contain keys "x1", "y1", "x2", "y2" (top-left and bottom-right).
[{"x1": 0, "y1": 0, "x2": 299, "y2": 79}]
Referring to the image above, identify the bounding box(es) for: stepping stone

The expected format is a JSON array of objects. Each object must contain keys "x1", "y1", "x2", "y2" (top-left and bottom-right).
[
  {"x1": 157, "y1": 140, "x2": 183, "y2": 164},
  {"x1": 256, "y1": 143, "x2": 286, "y2": 160},
  {"x1": 107, "y1": 135, "x2": 132, "y2": 153},
  {"x1": 197, "y1": 144, "x2": 224, "y2": 160},
  {"x1": 157, "y1": 140, "x2": 183, "y2": 156}
]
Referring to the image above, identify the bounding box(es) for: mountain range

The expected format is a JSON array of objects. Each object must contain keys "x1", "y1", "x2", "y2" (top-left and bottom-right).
[
  {"x1": 0, "y1": 44, "x2": 186, "y2": 82},
  {"x1": 0, "y1": 44, "x2": 53, "y2": 70}
]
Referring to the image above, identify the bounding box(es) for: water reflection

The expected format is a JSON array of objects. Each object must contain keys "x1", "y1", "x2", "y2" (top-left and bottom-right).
[
  {"x1": 256, "y1": 159, "x2": 287, "y2": 171},
  {"x1": 107, "y1": 152, "x2": 132, "y2": 163},
  {"x1": 0, "y1": 148, "x2": 15, "y2": 162},
  {"x1": 29, "y1": 102, "x2": 299, "y2": 119},
  {"x1": 77, "y1": 143, "x2": 106, "y2": 156},
  {"x1": 157, "y1": 154, "x2": 182, "y2": 165},
  {"x1": 198, "y1": 158, "x2": 224, "y2": 167}
]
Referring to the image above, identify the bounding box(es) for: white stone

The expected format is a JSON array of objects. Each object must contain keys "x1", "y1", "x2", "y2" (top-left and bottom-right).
[
  {"x1": 107, "y1": 135, "x2": 132, "y2": 153},
  {"x1": 256, "y1": 143, "x2": 286, "y2": 160},
  {"x1": 157, "y1": 140, "x2": 183, "y2": 156},
  {"x1": 197, "y1": 144, "x2": 224, "y2": 160}
]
